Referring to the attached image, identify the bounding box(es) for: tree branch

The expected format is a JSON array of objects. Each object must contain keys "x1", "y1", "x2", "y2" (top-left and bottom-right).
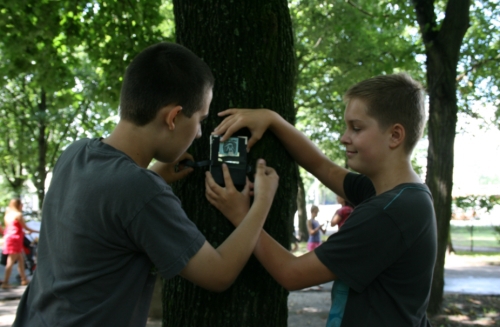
[{"x1": 457, "y1": 54, "x2": 500, "y2": 82}]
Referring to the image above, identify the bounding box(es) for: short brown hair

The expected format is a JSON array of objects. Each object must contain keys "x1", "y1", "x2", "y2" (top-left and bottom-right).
[
  {"x1": 344, "y1": 73, "x2": 426, "y2": 154},
  {"x1": 120, "y1": 42, "x2": 215, "y2": 126}
]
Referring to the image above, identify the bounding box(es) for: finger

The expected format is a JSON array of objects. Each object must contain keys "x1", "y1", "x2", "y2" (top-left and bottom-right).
[
  {"x1": 221, "y1": 164, "x2": 236, "y2": 189},
  {"x1": 220, "y1": 123, "x2": 241, "y2": 142},
  {"x1": 241, "y1": 177, "x2": 251, "y2": 197},
  {"x1": 205, "y1": 178, "x2": 219, "y2": 200},
  {"x1": 255, "y1": 159, "x2": 266, "y2": 176},
  {"x1": 176, "y1": 167, "x2": 194, "y2": 179},
  {"x1": 205, "y1": 171, "x2": 222, "y2": 192},
  {"x1": 246, "y1": 136, "x2": 259, "y2": 151},
  {"x1": 181, "y1": 152, "x2": 194, "y2": 162},
  {"x1": 218, "y1": 109, "x2": 238, "y2": 117},
  {"x1": 213, "y1": 116, "x2": 233, "y2": 135},
  {"x1": 264, "y1": 166, "x2": 276, "y2": 176}
]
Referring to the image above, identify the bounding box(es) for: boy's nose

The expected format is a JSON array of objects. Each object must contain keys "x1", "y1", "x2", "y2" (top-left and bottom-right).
[{"x1": 340, "y1": 132, "x2": 349, "y2": 144}]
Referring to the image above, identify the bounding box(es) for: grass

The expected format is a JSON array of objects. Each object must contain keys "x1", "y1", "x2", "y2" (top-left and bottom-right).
[{"x1": 450, "y1": 225, "x2": 500, "y2": 250}]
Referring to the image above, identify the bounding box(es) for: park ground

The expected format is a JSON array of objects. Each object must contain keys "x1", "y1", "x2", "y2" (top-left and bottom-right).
[
  {"x1": 285, "y1": 240, "x2": 500, "y2": 327},
  {"x1": 1, "y1": 224, "x2": 499, "y2": 326}
]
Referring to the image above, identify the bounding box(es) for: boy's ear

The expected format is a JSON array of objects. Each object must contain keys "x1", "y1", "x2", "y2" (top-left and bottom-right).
[
  {"x1": 388, "y1": 123, "x2": 405, "y2": 149},
  {"x1": 165, "y1": 106, "x2": 183, "y2": 131}
]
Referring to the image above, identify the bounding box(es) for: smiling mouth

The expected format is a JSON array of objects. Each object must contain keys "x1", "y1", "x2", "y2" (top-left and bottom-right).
[{"x1": 346, "y1": 150, "x2": 357, "y2": 157}]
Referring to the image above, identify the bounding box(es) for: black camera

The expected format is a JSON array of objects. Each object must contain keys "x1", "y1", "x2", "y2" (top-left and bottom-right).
[{"x1": 209, "y1": 135, "x2": 249, "y2": 187}]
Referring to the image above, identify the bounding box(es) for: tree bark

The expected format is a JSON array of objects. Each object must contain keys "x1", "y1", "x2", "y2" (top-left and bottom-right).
[
  {"x1": 296, "y1": 173, "x2": 309, "y2": 241},
  {"x1": 412, "y1": 0, "x2": 470, "y2": 314},
  {"x1": 163, "y1": 1, "x2": 297, "y2": 326},
  {"x1": 35, "y1": 88, "x2": 47, "y2": 208}
]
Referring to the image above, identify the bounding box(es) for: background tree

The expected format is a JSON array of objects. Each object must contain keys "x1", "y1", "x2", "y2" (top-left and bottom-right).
[
  {"x1": 289, "y1": 0, "x2": 423, "y2": 235},
  {"x1": 0, "y1": 0, "x2": 166, "y2": 207},
  {"x1": 162, "y1": 0, "x2": 297, "y2": 326},
  {"x1": 290, "y1": 0, "x2": 499, "y2": 313},
  {"x1": 411, "y1": 0, "x2": 471, "y2": 313}
]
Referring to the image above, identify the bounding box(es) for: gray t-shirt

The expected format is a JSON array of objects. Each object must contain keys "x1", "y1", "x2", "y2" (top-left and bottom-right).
[{"x1": 14, "y1": 138, "x2": 205, "y2": 327}]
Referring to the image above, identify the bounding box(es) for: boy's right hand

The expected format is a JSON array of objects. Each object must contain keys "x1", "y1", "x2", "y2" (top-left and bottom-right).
[
  {"x1": 213, "y1": 109, "x2": 276, "y2": 151},
  {"x1": 205, "y1": 159, "x2": 279, "y2": 227},
  {"x1": 252, "y1": 159, "x2": 279, "y2": 206}
]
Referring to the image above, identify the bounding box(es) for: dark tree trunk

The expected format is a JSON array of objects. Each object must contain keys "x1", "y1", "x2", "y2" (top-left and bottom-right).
[
  {"x1": 35, "y1": 89, "x2": 47, "y2": 208},
  {"x1": 412, "y1": 0, "x2": 470, "y2": 314},
  {"x1": 446, "y1": 229, "x2": 455, "y2": 254},
  {"x1": 163, "y1": 1, "x2": 297, "y2": 326},
  {"x1": 296, "y1": 174, "x2": 308, "y2": 241}
]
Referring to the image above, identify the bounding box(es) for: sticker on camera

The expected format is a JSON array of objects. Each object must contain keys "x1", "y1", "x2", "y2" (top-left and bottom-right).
[{"x1": 218, "y1": 138, "x2": 239, "y2": 157}]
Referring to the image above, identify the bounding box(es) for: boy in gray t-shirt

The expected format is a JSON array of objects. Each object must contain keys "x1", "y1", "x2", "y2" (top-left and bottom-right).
[{"x1": 14, "y1": 42, "x2": 279, "y2": 327}]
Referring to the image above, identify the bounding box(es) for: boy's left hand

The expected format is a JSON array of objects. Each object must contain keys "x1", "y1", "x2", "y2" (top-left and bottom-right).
[
  {"x1": 150, "y1": 152, "x2": 194, "y2": 184},
  {"x1": 205, "y1": 164, "x2": 253, "y2": 226}
]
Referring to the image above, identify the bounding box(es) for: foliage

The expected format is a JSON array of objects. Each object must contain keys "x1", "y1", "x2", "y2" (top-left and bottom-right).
[
  {"x1": 290, "y1": 0, "x2": 423, "y2": 160},
  {"x1": 454, "y1": 195, "x2": 500, "y2": 213},
  {"x1": 290, "y1": 0, "x2": 500, "y2": 160},
  {"x1": 0, "y1": 0, "x2": 169, "y2": 205},
  {"x1": 457, "y1": 0, "x2": 500, "y2": 128}
]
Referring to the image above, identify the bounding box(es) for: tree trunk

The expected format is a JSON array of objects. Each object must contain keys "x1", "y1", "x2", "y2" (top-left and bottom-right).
[
  {"x1": 35, "y1": 88, "x2": 47, "y2": 208},
  {"x1": 412, "y1": 0, "x2": 470, "y2": 314},
  {"x1": 163, "y1": 1, "x2": 296, "y2": 326},
  {"x1": 296, "y1": 173, "x2": 308, "y2": 241}
]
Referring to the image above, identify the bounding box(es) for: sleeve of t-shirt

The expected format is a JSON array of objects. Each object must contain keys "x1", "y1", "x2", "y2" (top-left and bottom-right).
[
  {"x1": 126, "y1": 188, "x2": 206, "y2": 280},
  {"x1": 315, "y1": 173, "x2": 405, "y2": 293},
  {"x1": 315, "y1": 208, "x2": 406, "y2": 293},
  {"x1": 343, "y1": 172, "x2": 375, "y2": 205}
]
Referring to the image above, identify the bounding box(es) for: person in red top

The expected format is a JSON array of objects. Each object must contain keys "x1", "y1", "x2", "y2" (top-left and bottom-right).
[
  {"x1": 330, "y1": 195, "x2": 354, "y2": 230},
  {"x1": 2, "y1": 199, "x2": 38, "y2": 289}
]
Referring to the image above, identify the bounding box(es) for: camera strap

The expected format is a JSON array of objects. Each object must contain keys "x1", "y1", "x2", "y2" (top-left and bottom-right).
[{"x1": 180, "y1": 159, "x2": 211, "y2": 168}]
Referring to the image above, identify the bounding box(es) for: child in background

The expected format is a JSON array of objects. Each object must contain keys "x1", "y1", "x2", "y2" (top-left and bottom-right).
[
  {"x1": 307, "y1": 205, "x2": 326, "y2": 251},
  {"x1": 330, "y1": 196, "x2": 353, "y2": 230}
]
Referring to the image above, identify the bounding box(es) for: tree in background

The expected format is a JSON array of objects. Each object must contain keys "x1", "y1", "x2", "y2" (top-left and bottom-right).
[
  {"x1": 290, "y1": 0, "x2": 500, "y2": 313},
  {"x1": 289, "y1": 0, "x2": 423, "y2": 237},
  {"x1": 161, "y1": 0, "x2": 297, "y2": 326},
  {"x1": 411, "y1": 0, "x2": 472, "y2": 313},
  {"x1": 0, "y1": 0, "x2": 165, "y2": 207}
]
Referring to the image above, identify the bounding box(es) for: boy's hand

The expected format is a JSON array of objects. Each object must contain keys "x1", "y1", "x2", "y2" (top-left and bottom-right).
[
  {"x1": 252, "y1": 159, "x2": 279, "y2": 206},
  {"x1": 150, "y1": 152, "x2": 194, "y2": 184},
  {"x1": 205, "y1": 164, "x2": 253, "y2": 226},
  {"x1": 213, "y1": 109, "x2": 275, "y2": 151}
]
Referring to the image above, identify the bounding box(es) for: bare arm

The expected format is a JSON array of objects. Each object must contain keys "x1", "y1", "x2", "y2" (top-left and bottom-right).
[
  {"x1": 307, "y1": 219, "x2": 314, "y2": 236},
  {"x1": 331, "y1": 214, "x2": 342, "y2": 227},
  {"x1": 206, "y1": 166, "x2": 337, "y2": 291},
  {"x1": 149, "y1": 152, "x2": 194, "y2": 184},
  {"x1": 214, "y1": 109, "x2": 349, "y2": 198},
  {"x1": 18, "y1": 215, "x2": 38, "y2": 234},
  {"x1": 253, "y1": 230, "x2": 336, "y2": 290},
  {"x1": 179, "y1": 160, "x2": 278, "y2": 292}
]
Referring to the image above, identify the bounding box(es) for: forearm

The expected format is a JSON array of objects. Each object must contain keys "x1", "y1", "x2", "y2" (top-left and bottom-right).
[
  {"x1": 253, "y1": 229, "x2": 338, "y2": 290},
  {"x1": 267, "y1": 111, "x2": 328, "y2": 175},
  {"x1": 253, "y1": 230, "x2": 300, "y2": 290},
  {"x1": 267, "y1": 111, "x2": 348, "y2": 197},
  {"x1": 214, "y1": 198, "x2": 272, "y2": 284}
]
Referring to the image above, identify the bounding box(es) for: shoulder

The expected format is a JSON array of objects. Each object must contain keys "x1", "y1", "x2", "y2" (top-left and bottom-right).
[
  {"x1": 343, "y1": 173, "x2": 376, "y2": 205},
  {"x1": 382, "y1": 184, "x2": 433, "y2": 211}
]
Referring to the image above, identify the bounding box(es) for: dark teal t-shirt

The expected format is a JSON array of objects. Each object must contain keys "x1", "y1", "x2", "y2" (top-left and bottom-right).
[
  {"x1": 14, "y1": 138, "x2": 205, "y2": 327},
  {"x1": 316, "y1": 173, "x2": 436, "y2": 327}
]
